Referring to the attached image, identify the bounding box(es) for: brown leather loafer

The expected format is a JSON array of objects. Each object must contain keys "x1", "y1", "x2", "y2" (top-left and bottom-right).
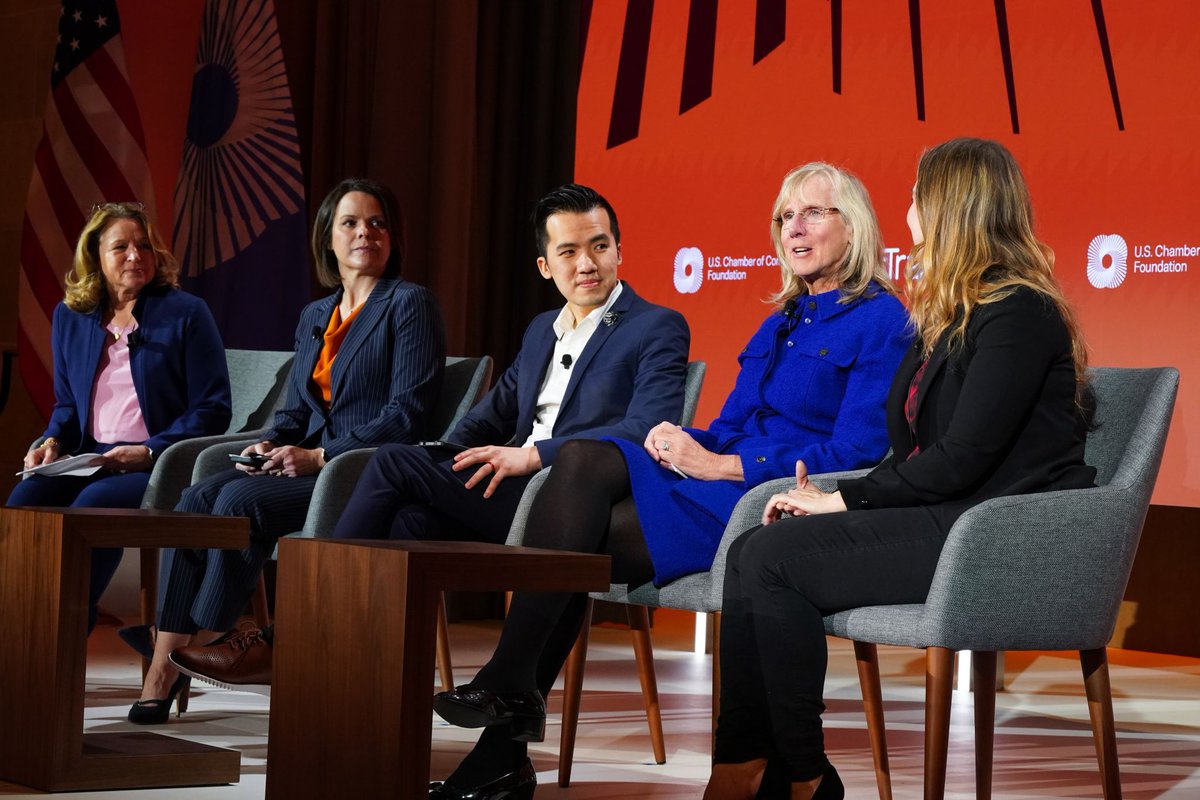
[{"x1": 169, "y1": 628, "x2": 272, "y2": 694}]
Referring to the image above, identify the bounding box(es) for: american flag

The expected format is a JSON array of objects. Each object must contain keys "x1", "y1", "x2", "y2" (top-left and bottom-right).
[{"x1": 18, "y1": 0, "x2": 155, "y2": 418}]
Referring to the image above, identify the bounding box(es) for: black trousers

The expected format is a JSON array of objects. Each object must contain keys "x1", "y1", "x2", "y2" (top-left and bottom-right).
[
  {"x1": 331, "y1": 443, "x2": 535, "y2": 543},
  {"x1": 715, "y1": 502, "x2": 968, "y2": 780}
]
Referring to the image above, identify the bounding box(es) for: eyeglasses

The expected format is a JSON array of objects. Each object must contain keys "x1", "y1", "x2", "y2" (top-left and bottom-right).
[
  {"x1": 773, "y1": 207, "x2": 841, "y2": 226},
  {"x1": 89, "y1": 201, "x2": 145, "y2": 215}
]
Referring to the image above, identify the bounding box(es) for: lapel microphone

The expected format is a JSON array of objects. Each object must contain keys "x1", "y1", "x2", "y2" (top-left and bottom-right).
[
  {"x1": 127, "y1": 330, "x2": 144, "y2": 347},
  {"x1": 311, "y1": 326, "x2": 324, "y2": 341},
  {"x1": 561, "y1": 354, "x2": 573, "y2": 370}
]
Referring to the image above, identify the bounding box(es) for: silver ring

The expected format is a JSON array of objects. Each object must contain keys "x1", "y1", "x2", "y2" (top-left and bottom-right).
[{"x1": 658, "y1": 440, "x2": 670, "y2": 452}]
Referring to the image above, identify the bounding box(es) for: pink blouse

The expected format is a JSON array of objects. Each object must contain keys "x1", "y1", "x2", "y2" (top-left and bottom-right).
[{"x1": 89, "y1": 319, "x2": 150, "y2": 445}]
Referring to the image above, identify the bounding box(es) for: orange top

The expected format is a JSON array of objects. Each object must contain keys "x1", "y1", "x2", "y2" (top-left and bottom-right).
[{"x1": 311, "y1": 303, "x2": 364, "y2": 407}]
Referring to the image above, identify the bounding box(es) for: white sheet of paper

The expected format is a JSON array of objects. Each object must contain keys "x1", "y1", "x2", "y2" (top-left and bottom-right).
[{"x1": 16, "y1": 453, "x2": 105, "y2": 478}]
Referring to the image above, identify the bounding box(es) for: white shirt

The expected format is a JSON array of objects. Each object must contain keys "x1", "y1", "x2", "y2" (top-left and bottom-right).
[{"x1": 522, "y1": 281, "x2": 624, "y2": 447}]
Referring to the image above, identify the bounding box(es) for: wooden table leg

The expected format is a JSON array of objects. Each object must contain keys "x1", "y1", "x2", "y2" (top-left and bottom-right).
[
  {"x1": 0, "y1": 508, "x2": 241, "y2": 792},
  {"x1": 267, "y1": 541, "x2": 440, "y2": 798}
]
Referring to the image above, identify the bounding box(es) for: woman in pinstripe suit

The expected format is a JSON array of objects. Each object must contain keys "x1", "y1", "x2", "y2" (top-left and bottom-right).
[{"x1": 126, "y1": 178, "x2": 447, "y2": 724}]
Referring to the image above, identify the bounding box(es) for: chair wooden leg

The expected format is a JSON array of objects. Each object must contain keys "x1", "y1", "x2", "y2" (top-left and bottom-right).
[
  {"x1": 711, "y1": 612, "x2": 721, "y2": 736},
  {"x1": 971, "y1": 651, "x2": 997, "y2": 800},
  {"x1": 435, "y1": 592, "x2": 454, "y2": 692},
  {"x1": 1081, "y1": 648, "x2": 1123, "y2": 800},
  {"x1": 628, "y1": 605, "x2": 666, "y2": 764},
  {"x1": 558, "y1": 597, "x2": 593, "y2": 788},
  {"x1": 251, "y1": 574, "x2": 270, "y2": 628},
  {"x1": 139, "y1": 547, "x2": 159, "y2": 682},
  {"x1": 853, "y1": 641, "x2": 893, "y2": 800},
  {"x1": 924, "y1": 647, "x2": 955, "y2": 800}
]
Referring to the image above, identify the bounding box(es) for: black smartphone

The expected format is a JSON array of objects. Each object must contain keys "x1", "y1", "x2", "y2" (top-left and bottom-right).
[
  {"x1": 229, "y1": 453, "x2": 271, "y2": 467},
  {"x1": 417, "y1": 440, "x2": 469, "y2": 454}
]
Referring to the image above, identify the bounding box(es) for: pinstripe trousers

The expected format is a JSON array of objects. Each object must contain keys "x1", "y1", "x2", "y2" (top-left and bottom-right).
[{"x1": 158, "y1": 468, "x2": 317, "y2": 634}]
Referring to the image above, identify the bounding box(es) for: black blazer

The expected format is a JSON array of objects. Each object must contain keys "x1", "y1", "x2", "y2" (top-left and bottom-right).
[{"x1": 840, "y1": 287, "x2": 1095, "y2": 510}]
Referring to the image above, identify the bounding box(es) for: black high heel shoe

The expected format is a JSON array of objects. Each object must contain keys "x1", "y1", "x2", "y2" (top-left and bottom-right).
[
  {"x1": 433, "y1": 685, "x2": 546, "y2": 742},
  {"x1": 128, "y1": 674, "x2": 190, "y2": 725},
  {"x1": 428, "y1": 758, "x2": 536, "y2": 799},
  {"x1": 811, "y1": 764, "x2": 844, "y2": 800},
  {"x1": 757, "y1": 761, "x2": 843, "y2": 800},
  {"x1": 117, "y1": 624, "x2": 155, "y2": 660}
]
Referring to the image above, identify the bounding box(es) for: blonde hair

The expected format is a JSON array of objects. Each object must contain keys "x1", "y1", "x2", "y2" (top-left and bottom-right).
[
  {"x1": 906, "y1": 137, "x2": 1088, "y2": 387},
  {"x1": 64, "y1": 203, "x2": 179, "y2": 313},
  {"x1": 768, "y1": 162, "x2": 896, "y2": 306}
]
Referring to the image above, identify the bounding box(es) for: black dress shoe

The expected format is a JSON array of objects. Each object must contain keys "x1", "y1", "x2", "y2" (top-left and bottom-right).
[
  {"x1": 813, "y1": 764, "x2": 844, "y2": 799},
  {"x1": 755, "y1": 760, "x2": 843, "y2": 800},
  {"x1": 428, "y1": 758, "x2": 536, "y2": 799},
  {"x1": 433, "y1": 685, "x2": 546, "y2": 742}
]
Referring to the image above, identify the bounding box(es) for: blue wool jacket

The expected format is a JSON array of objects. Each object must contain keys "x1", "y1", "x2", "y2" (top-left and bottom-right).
[{"x1": 616, "y1": 283, "x2": 911, "y2": 584}]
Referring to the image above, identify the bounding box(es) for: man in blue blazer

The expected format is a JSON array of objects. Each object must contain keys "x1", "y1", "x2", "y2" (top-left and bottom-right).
[
  {"x1": 329, "y1": 184, "x2": 691, "y2": 543},
  {"x1": 169, "y1": 183, "x2": 690, "y2": 687}
]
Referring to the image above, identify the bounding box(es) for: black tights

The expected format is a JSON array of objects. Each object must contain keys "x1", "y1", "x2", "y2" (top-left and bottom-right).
[{"x1": 448, "y1": 439, "x2": 654, "y2": 785}]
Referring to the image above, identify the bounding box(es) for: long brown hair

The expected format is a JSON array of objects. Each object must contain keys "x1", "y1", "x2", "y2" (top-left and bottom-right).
[{"x1": 906, "y1": 138, "x2": 1088, "y2": 389}]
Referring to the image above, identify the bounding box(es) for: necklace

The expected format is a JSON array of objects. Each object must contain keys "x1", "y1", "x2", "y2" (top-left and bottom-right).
[{"x1": 109, "y1": 317, "x2": 135, "y2": 341}]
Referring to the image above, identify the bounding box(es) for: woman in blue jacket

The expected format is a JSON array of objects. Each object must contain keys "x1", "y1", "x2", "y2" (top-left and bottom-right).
[
  {"x1": 428, "y1": 163, "x2": 910, "y2": 799},
  {"x1": 8, "y1": 202, "x2": 232, "y2": 634},
  {"x1": 707, "y1": 139, "x2": 1096, "y2": 800}
]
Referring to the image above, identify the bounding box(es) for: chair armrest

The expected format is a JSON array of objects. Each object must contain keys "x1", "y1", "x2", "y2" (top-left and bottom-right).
[
  {"x1": 299, "y1": 447, "x2": 380, "y2": 538},
  {"x1": 703, "y1": 468, "x2": 874, "y2": 609},
  {"x1": 920, "y1": 484, "x2": 1141, "y2": 651},
  {"x1": 192, "y1": 436, "x2": 264, "y2": 483},
  {"x1": 504, "y1": 467, "x2": 553, "y2": 546},
  {"x1": 141, "y1": 431, "x2": 268, "y2": 511}
]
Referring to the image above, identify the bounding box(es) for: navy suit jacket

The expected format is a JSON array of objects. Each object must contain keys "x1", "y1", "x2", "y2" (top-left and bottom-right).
[
  {"x1": 449, "y1": 281, "x2": 690, "y2": 465},
  {"x1": 264, "y1": 278, "x2": 446, "y2": 459},
  {"x1": 43, "y1": 284, "x2": 232, "y2": 455}
]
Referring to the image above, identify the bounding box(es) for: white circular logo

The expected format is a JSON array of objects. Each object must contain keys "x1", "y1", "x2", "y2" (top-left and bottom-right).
[
  {"x1": 1086, "y1": 234, "x2": 1128, "y2": 289},
  {"x1": 673, "y1": 247, "x2": 704, "y2": 294}
]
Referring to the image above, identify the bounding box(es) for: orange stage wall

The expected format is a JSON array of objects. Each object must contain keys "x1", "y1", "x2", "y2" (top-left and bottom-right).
[{"x1": 576, "y1": 0, "x2": 1200, "y2": 507}]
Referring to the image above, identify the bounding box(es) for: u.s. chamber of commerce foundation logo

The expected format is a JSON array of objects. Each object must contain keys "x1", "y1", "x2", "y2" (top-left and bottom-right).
[
  {"x1": 1086, "y1": 234, "x2": 1128, "y2": 289},
  {"x1": 673, "y1": 247, "x2": 704, "y2": 294}
]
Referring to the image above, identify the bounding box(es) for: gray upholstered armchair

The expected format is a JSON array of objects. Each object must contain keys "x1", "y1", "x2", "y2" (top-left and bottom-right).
[
  {"x1": 220, "y1": 356, "x2": 495, "y2": 690},
  {"x1": 136, "y1": 348, "x2": 294, "y2": 631},
  {"x1": 823, "y1": 365, "x2": 1179, "y2": 800},
  {"x1": 512, "y1": 366, "x2": 1178, "y2": 793}
]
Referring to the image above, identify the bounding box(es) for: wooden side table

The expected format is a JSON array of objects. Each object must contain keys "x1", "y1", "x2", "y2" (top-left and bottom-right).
[
  {"x1": 0, "y1": 507, "x2": 248, "y2": 791},
  {"x1": 266, "y1": 538, "x2": 611, "y2": 799}
]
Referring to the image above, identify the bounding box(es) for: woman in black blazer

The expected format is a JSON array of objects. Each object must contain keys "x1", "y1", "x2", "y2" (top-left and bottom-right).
[
  {"x1": 125, "y1": 178, "x2": 446, "y2": 724},
  {"x1": 706, "y1": 138, "x2": 1097, "y2": 800}
]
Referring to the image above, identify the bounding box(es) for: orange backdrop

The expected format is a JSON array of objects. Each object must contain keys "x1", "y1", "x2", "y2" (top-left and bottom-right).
[{"x1": 576, "y1": 0, "x2": 1200, "y2": 507}]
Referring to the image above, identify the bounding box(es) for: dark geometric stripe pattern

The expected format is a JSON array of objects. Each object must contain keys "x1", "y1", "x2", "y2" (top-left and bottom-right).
[
  {"x1": 602, "y1": 0, "x2": 1128, "y2": 148},
  {"x1": 680, "y1": 0, "x2": 718, "y2": 114}
]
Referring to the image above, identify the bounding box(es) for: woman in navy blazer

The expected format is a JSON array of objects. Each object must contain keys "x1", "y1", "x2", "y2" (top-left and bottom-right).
[
  {"x1": 126, "y1": 178, "x2": 446, "y2": 724},
  {"x1": 707, "y1": 139, "x2": 1097, "y2": 799},
  {"x1": 429, "y1": 164, "x2": 909, "y2": 799},
  {"x1": 8, "y1": 202, "x2": 231, "y2": 634}
]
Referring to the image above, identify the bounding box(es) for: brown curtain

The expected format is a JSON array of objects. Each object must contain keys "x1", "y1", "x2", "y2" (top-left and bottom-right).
[{"x1": 275, "y1": 0, "x2": 581, "y2": 370}]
